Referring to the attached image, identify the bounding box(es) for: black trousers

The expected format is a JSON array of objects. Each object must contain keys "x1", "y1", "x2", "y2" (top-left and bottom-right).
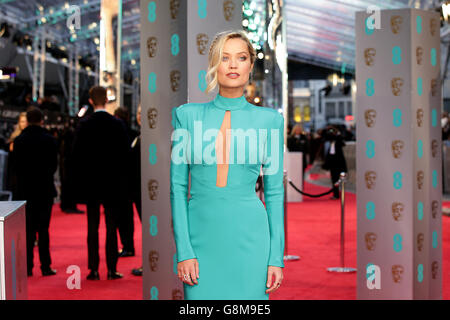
[
  {"x1": 330, "y1": 168, "x2": 344, "y2": 198},
  {"x1": 86, "y1": 200, "x2": 120, "y2": 272},
  {"x1": 117, "y1": 199, "x2": 135, "y2": 253},
  {"x1": 26, "y1": 198, "x2": 53, "y2": 272}
]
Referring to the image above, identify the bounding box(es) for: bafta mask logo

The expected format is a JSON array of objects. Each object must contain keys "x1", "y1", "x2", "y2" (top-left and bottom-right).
[
  {"x1": 365, "y1": 171, "x2": 377, "y2": 190},
  {"x1": 391, "y1": 140, "x2": 404, "y2": 159},
  {"x1": 432, "y1": 261, "x2": 438, "y2": 279},
  {"x1": 170, "y1": 70, "x2": 181, "y2": 92},
  {"x1": 432, "y1": 139, "x2": 438, "y2": 158},
  {"x1": 417, "y1": 233, "x2": 424, "y2": 252},
  {"x1": 147, "y1": 108, "x2": 158, "y2": 129},
  {"x1": 364, "y1": 109, "x2": 376, "y2": 128},
  {"x1": 147, "y1": 36, "x2": 157, "y2": 58},
  {"x1": 392, "y1": 265, "x2": 404, "y2": 283},
  {"x1": 196, "y1": 33, "x2": 209, "y2": 55},
  {"x1": 417, "y1": 171, "x2": 424, "y2": 190},
  {"x1": 432, "y1": 200, "x2": 439, "y2": 219},
  {"x1": 391, "y1": 78, "x2": 404, "y2": 96},
  {"x1": 430, "y1": 18, "x2": 438, "y2": 36},
  {"x1": 148, "y1": 179, "x2": 159, "y2": 200},
  {"x1": 170, "y1": 0, "x2": 180, "y2": 19},
  {"x1": 416, "y1": 108, "x2": 424, "y2": 127},
  {"x1": 223, "y1": 0, "x2": 235, "y2": 21},
  {"x1": 390, "y1": 16, "x2": 403, "y2": 34},
  {"x1": 364, "y1": 48, "x2": 376, "y2": 67},
  {"x1": 416, "y1": 46, "x2": 423, "y2": 65},
  {"x1": 172, "y1": 289, "x2": 183, "y2": 300},
  {"x1": 149, "y1": 250, "x2": 159, "y2": 272},
  {"x1": 392, "y1": 202, "x2": 404, "y2": 221},
  {"x1": 365, "y1": 232, "x2": 377, "y2": 251},
  {"x1": 431, "y1": 78, "x2": 438, "y2": 97}
]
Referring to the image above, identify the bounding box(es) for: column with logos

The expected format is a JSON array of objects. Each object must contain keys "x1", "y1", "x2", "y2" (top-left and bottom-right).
[{"x1": 356, "y1": 8, "x2": 442, "y2": 299}]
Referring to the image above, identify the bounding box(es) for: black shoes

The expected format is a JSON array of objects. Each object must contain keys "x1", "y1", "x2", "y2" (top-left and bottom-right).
[
  {"x1": 87, "y1": 270, "x2": 123, "y2": 280},
  {"x1": 107, "y1": 271, "x2": 123, "y2": 280},
  {"x1": 131, "y1": 267, "x2": 143, "y2": 276},
  {"x1": 118, "y1": 249, "x2": 135, "y2": 258},
  {"x1": 41, "y1": 268, "x2": 57, "y2": 276},
  {"x1": 87, "y1": 270, "x2": 100, "y2": 280}
]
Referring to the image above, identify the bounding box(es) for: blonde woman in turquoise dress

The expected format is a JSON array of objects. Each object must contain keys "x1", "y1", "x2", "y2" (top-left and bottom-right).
[{"x1": 170, "y1": 30, "x2": 285, "y2": 300}]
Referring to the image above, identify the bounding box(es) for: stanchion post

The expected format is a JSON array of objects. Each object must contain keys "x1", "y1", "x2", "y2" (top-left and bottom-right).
[
  {"x1": 283, "y1": 170, "x2": 300, "y2": 261},
  {"x1": 327, "y1": 172, "x2": 356, "y2": 273}
]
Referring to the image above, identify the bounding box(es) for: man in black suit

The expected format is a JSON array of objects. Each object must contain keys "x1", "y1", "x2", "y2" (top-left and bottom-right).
[
  {"x1": 13, "y1": 106, "x2": 57, "y2": 277},
  {"x1": 72, "y1": 86, "x2": 129, "y2": 280}
]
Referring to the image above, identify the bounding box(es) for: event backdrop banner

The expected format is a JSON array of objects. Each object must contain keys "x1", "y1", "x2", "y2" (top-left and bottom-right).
[
  {"x1": 356, "y1": 8, "x2": 442, "y2": 299},
  {"x1": 140, "y1": 0, "x2": 241, "y2": 300}
]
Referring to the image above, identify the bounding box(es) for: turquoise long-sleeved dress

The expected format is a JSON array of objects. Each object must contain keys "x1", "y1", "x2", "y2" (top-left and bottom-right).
[{"x1": 170, "y1": 93, "x2": 285, "y2": 300}]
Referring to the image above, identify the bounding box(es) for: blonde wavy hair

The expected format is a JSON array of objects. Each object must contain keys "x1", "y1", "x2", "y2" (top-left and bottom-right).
[
  {"x1": 205, "y1": 30, "x2": 256, "y2": 94},
  {"x1": 8, "y1": 112, "x2": 27, "y2": 143}
]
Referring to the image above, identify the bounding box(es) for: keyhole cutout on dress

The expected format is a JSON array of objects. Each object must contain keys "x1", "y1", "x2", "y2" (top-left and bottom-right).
[{"x1": 216, "y1": 110, "x2": 231, "y2": 187}]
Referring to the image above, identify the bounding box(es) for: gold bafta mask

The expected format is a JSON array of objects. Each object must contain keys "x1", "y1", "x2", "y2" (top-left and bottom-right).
[
  {"x1": 147, "y1": 107, "x2": 158, "y2": 129},
  {"x1": 391, "y1": 78, "x2": 404, "y2": 96},
  {"x1": 431, "y1": 78, "x2": 438, "y2": 97},
  {"x1": 391, "y1": 16, "x2": 403, "y2": 34},
  {"x1": 416, "y1": 108, "x2": 424, "y2": 127},
  {"x1": 417, "y1": 171, "x2": 424, "y2": 190},
  {"x1": 432, "y1": 261, "x2": 438, "y2": 279},
  {"x1": 432, "y1": 200, "x2": 439, "y2": 219},
  {"x1": 364, "y1": 109, "x2": 376, "y2": 128},
  {"x1": 365, "y1": 232, "x2": 377, "y2": 251},
  {"x1": 392, "y1": 202, "x2": 404, "y2": 221},
  {"x1": 170, "y1": 0, "x2": 180, "y2": 19},
  {"x1": 364, "y1": 48, "x2": 376, "y2": 66},
  {"x1": 147, "y1": 36, "x2": 157, "y2": 58},
  {"x1": 196, "y1": 33, "x2": 209, "y2": 55},
  {"x1": 365, "y1": 171, "x2": 377, "y2": 190},
  {"x1": 223, "y1": 0, "x2": 235, "y2": 21},
  {"x1": 170, "y1": 70, "x2": 181, "y2": 92},
  {"x1": 417, "y1": 233, "x2": 424, "y2": 252},
  {"x1": 391, "y1": 140, "x2": 404, "y2": 159},
  {"x1": 432, "y1": 139, "x2": 438, "y2": 158},
  {"x1": 416, "y1": 46, "x2": 423, "y2": 65},
  {"x1": 430, "y1": 18, "x2": 438, "y2": 36},
  {"x1": 392, "y1": 265, "x2": 404, "y2": 283},
  {"x1": 172, "y1": 289, "x2": 183, "y2": 300},
  {"x1": 148, "y1": 179, "x2": 159, "y2": 200},
  {"x1": 149, "y1": 250, "x2": 159, "y2": 272}
]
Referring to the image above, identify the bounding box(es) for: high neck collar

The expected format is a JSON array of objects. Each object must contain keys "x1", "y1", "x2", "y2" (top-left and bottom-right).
[{"x1": 213, "y1": 93, "x2": 247, "y2": 111}]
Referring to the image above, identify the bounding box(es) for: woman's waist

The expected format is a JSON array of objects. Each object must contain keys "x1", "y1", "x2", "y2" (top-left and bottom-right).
[{"x1": 189, "y1": 186, "x2": 259, "y2": 199}]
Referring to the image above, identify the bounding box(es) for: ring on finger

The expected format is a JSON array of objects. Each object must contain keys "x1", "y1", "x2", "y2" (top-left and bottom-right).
[{"x1": 183, "y1": 274, "x2": 190, "y2": 281}]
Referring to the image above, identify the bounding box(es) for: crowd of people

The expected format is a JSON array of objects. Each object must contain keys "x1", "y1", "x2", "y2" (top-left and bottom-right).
[
  {"x1": 286, "y1": 123, "x2": 352, "y2": 199},
  {"x1": 4, "y1": 86, "x2": 142, "y2": 279}
]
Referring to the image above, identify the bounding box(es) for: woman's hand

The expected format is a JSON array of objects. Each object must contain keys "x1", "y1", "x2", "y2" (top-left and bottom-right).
[
  {"x1": 177, "y1": 258, "x2": 199, "y2": 286},
  {"x1": 265, "y1": 266, "x2": 283, "y2": 294}
]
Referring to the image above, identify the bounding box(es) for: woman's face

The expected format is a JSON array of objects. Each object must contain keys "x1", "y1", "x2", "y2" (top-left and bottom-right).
[
  {"x1": 217, "y1": 38, "x2": 253, "y2": 92},
  {"x1": 137, "y1": 106, "x2": 141, "y2": 127},
  {"x1": 19, "y1": 116, "x2": 28, "y2": 130}
]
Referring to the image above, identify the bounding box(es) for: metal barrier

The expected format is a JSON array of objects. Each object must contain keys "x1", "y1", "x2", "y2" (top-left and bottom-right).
[
  {"x1": 0, "y1": 150, "x2": 8, "y2": 192},
  {"x1": 283, "y1": 170, "x2": 300, "y2": 261},
  {"x1": 327, "y1": 172, "x2": 357, "y2": 273},
  {"x1": 0, "y1": 191, "x2": 12, "y2": 201}
]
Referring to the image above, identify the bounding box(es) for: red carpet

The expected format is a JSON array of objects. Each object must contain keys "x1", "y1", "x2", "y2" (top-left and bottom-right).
[
  {"x1": 27, "y1": 205, "x2": 142, "y2": 300},
  {"x1": 27, "y1": 184, "x2": 450, "y2": 300}
]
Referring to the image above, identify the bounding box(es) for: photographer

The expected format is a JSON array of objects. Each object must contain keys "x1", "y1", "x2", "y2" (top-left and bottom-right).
[{"x1": 321, "y1": 125, "x2": 347, "y2": 200}]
